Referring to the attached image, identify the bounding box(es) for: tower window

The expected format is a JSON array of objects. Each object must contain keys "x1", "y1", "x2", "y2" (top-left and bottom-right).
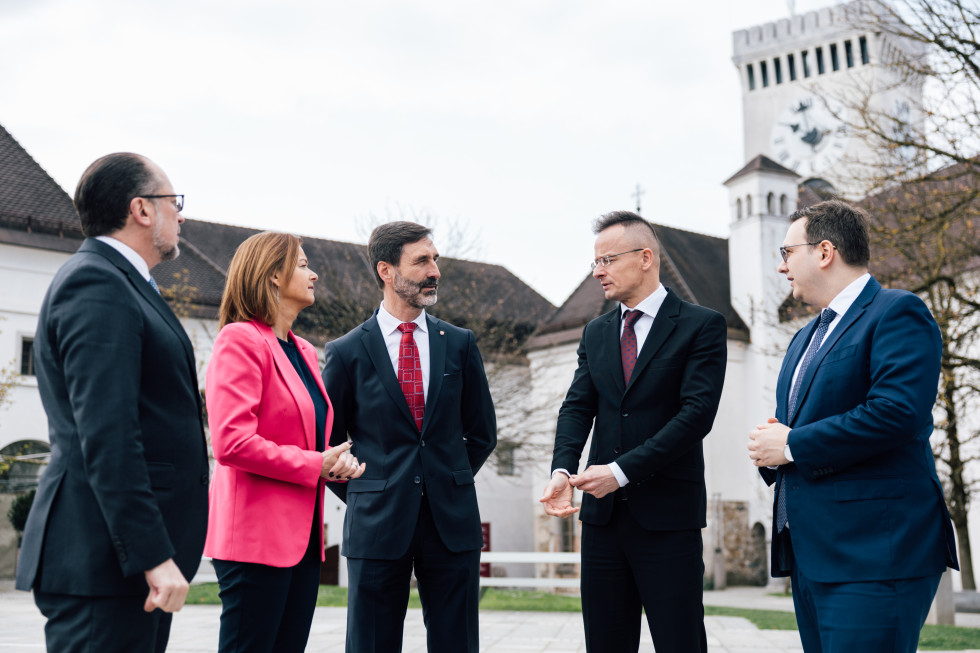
[
  {"x1": 780, "y1": 194, "x2": 788, "y2": 215},
  {"x1": 746, "y1": 195, "x2": 753, "y2": 216},
  {"x1": 760, "y1": 60, "x2": 769, "y2": 87},
  {"x1": 747, "y1": 63, "x2": 756, "y2": 91},
  {"x1": 845, "y1": 40, "x2": 854, "y2": 67},
  {"x1": 767, "y1": 192, "x2": 775, "y2": 214},
  {"x1": 802, "y1": 50, "x2": 811, "y2": 78},
  {"x1": 830, "y1": 43, "x2": 840, "y2": 71},
  {"x1": 774, "y1": 58, "x2": 783, "y2": 84},
  {"x1": 788, "y1": 53, "x2": 797, "y2": 81},
  {"x1": 736, "y1": 198, "x2": 743, "y2": 220},
  {"x1": 816, "y1": 47, "x2": 825, "y2": 75},
  {"x1": 859, "y1": 36, "x2": 869, "y2": 64},
  {"x1": 20, "y1": 337, "x2": 34, "y2": 376}
]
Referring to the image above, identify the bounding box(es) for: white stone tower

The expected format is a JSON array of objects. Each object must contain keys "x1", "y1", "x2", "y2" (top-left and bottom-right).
[{"x1": 731, "y1": 0, "x2": 925, "y2": 197}]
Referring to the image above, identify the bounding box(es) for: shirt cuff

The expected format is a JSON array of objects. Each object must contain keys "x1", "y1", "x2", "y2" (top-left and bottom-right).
[
  {"x1": 783, "y1": 443, "x2": 794, "y2": 463},
  {"x1": 608, "y1": 462, "x2": 628, "y2": 487},
  {"x1": 551, "y1": 468, "x2": 571, "y2": 479}
]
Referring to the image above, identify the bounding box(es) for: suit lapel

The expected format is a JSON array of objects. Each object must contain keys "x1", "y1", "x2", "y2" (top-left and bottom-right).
[
  {"x1": 599, "y1": 310, "x2": 626, "y2": 395},
  {"x1": 257, "y1": 323, "x2": 317, "y2": 451},
  {"x1": 788, "y1": 278, "x2": 880, "y2": 424},
  {"x1": 423, "y1": 315, "x2": 446, "y2": 435},
  {"x1": 627, "y1": 291, "x2": 679, "y2": 392},
  {"x1": 360, "y1": 316, "x2": 418, "y2": 430}
]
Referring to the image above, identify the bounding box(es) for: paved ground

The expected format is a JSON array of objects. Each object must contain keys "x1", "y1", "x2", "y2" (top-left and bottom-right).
[{"x1": 2, "y1": 582, "x2": 979, "y2": 652}]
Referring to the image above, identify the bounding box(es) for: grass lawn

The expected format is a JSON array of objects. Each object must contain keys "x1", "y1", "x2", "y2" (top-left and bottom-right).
[{"x1": 185, "y1": 584, "x2": 980, "y2": 649}]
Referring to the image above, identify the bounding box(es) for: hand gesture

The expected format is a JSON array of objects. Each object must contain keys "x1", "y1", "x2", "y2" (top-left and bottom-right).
[
  {"x1": 321, "y1": 441, "x2": 366, "y2": 480},
  {"x1": 539, "y1": 473, "x2": 579, "y2": 518}
]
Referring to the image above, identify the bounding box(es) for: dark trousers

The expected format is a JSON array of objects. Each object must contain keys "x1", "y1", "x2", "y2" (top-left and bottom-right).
[
  {"x1": 345, "y1": 494, "x2": 481, "y2": 653},
  {"x1": 792, "y1": 562, "x2": 942, "y2": 652},
  {"x1": 580, "y1": 499, "x2": 707, "y2": 653},
  {"x1": 213, "y1": 521, "x2": 322, "y2": 653},
  {"x1": 34, "y1": 591, "x2": 173, "y2": 653}
]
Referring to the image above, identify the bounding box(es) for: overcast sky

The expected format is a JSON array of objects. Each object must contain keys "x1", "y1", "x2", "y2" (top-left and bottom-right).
[{"x1": 0, "y1": 0, "x2": 835, "y2": 306}]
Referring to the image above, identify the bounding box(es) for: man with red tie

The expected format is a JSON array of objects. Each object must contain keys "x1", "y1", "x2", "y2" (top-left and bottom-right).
[
  {"x1": 540, "y1": 211, "x2": 728, "y2": 652},
  {"x1": 322, "y1": 221, "x2": 497, "y2": 653}
]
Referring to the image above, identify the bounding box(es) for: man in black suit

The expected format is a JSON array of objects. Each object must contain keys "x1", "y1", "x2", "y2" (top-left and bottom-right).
[
  {"x1": 16, "y1": 153, "x2": 210, "y2": 653},
  {"x1": 540, "y1": 211, "x2": 727, "y2": 653},
  {"x1": 322, "y1": 221, "x2": 497, "y2": 653}
]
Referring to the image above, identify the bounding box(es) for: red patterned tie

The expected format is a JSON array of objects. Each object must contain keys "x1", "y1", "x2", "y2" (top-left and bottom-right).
[
  {"x1": 397, "y1": 323, "x2": 425, "y2": 431},
  {"x1": 621, "y1": 309, "x2": 643, "y2": 384}
]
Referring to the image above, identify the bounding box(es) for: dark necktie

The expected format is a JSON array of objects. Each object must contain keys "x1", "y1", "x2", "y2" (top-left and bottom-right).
[
  {"x1": 776, "y1": 307, "x2": 837, "y2": 532},
  {"x1": 621, "y1": 309, "x2": 644, "y2": 384},
  {"x1": 397, "y1": 323, "x2": 425, "y2": 431}
]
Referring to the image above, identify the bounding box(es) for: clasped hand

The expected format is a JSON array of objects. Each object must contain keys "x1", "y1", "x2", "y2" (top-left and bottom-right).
[{"x1": 321, "y1": 441, "x2": 366, "y2": 479}]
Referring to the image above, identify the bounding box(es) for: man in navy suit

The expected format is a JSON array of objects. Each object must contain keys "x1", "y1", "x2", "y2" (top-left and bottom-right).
[
  {"x1": 748, "y1": 199, "x2": 958, "y2": 652},
  {"x1": 322, "y1": 221, "x2": 496, "y2": 653},
  {"x1": 540, "y1": 211, "x2": 727, "y2": 652},
  {"x1": 16, "y1": 153, "x2": 209, "y2": 652}
]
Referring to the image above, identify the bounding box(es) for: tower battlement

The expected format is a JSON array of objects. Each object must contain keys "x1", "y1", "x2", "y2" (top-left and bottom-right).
[{"x1": 733, "y1": 1, "x2": 869, "y2": 62}]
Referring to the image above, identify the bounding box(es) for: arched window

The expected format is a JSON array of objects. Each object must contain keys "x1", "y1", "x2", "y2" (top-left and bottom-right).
[
  {"x1": 767, "y1": 192, "x2": 775, "y2": 215},
  {"x1": 735, "y1": 198, "x2": 742, "y2": 220},
  {"x1": 780, "y1": 194, "x2": 788, "y2": 215},
  {"x1": 746, "y1": 195, "x2": 753, "y2": 216}
]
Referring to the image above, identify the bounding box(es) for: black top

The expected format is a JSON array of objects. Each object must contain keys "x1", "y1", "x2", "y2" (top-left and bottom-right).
[{"x1": 278, "y1": 338, "x2": 326, "y2": 452}]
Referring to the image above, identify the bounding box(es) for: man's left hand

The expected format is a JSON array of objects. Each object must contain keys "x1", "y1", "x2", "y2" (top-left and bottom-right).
[
  {"x1": 569, "y1": 465, "x2": 620, "y2": 499},
  {"x1": 748, "y1": 418, "x2": 790, "y2": 467}
]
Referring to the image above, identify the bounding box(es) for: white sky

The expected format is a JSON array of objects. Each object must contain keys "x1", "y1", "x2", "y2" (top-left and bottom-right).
[{"x1": 0, "y1": 0, "x2": 836, "y2": 306}]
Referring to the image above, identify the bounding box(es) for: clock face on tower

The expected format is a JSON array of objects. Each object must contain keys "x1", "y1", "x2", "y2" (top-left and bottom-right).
[{"x1": 770, "y1": 95, "x2": 850, "y2": 177}]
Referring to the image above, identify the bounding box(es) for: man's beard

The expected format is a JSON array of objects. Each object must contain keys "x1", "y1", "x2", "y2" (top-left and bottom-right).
[
  {"x1": 153, "y1": 219, "x2": 179, "y2": 262},
  {"x1": 393, "y1": 272, "x2": 438, "y2": 309}
]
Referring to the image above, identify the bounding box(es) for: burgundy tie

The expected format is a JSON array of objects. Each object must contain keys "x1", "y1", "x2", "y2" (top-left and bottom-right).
[
  {"x1": 397, "y1": 323, "x2": 425, "y2": 431},
  {"x1": 621, "y1": 309, "x2": 644, "y2": 384}
]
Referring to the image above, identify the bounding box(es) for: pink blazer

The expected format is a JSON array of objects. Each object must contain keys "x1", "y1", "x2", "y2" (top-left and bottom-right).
[{"x1": 203, "y1": 320, "x2": 334, "y2": 567}]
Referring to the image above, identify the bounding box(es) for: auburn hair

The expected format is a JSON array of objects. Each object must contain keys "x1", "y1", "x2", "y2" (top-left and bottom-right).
[{"x1": 218, "y1": 231, "x2": 301, "y2": 330}]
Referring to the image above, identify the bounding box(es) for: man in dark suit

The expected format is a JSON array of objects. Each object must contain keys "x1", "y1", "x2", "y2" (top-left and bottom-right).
[
  {"x1": 322, "y1": 221, "x2": 497, "y2": 653},
  {"x1": 748, "y1": 200, "x2": 958, "y2": 652},
  {"x1": 16, "y1": 153, "x2": 210, "y2": 653},
  {"x1": 540, "y1": 211, "x2": 727, "y2": 653}
]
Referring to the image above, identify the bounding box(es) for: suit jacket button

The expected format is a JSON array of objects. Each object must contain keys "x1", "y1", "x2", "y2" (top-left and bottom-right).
[
  {"x1": 200, "y1": 474, "x2": 209, "y2": 485},
  {"x1": 414, "y1": 476, "x2": 421, "y2": 484},
  {"x1": 621, "y1": 412, "x2": 629, "y2": 417},
  {"x1": 420, "y1": 440, "x2": 426, "y2": 447},
  {"x1": 614, "y1": 447, "x2": 621, "y2": 454}
]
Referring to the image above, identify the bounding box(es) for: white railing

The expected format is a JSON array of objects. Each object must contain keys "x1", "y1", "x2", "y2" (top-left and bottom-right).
[{"x1": 479, "y1": 551, "x2": 580, "y2": 588}]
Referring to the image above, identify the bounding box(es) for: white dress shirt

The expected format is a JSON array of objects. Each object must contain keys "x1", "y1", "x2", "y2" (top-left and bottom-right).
[
  {"x1": 553, "y1": 284, "x2": 669, "y2": 487},
  {"x1": 95, "y1": 235, "x2": 153, "y2": 282},
  {"x1": 376, "y1": 302, "x2": 431, "y2": 400}
]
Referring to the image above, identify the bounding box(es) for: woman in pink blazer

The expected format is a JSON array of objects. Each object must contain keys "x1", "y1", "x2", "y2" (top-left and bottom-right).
[{"x1": 204, "y1": 231, "x2": 364, "y2": 653}]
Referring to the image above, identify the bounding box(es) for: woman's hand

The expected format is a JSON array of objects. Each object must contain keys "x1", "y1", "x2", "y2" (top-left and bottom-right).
[{"x1": 321, "y1": 441, "x2": 366, "y2": 480}]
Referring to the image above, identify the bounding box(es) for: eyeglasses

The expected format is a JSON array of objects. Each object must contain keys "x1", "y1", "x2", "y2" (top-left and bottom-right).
[
  {"x1": 140, "y1": 194, "x2": 184, "y2": 212},
  {"x1": 591, "y1": 248, "x2": 644, "y2": 271},
  {"x1": 779, "y1": 242, "x2": 821, "y2": 262}
]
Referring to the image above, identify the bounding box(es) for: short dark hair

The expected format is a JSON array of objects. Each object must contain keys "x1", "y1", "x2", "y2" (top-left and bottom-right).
[
  {"x1": 592, "y1": 210, "x2": 660, "y2": 255},
  {"x1": 367, "y1": 221, "x2": 432, "y2": 288},
  {"x1": 73, "y1": 153, "x2": 160, "y2": 237},
  {"x1": 790, "y1": 199, "x2": 870, "y2": 267}
]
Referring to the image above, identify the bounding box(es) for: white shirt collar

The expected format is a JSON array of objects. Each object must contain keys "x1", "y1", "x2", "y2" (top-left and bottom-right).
[
  {"x1": 95, "y1": 235, "x2": 152, "y2": 282},
  {"x1": 620, "y1": 283, "x2": 668, "y2": 318},
  {"x1": 377, "y1": 301, "x2": 428, "y2": 335},
  {"x1": 826, "y1": 273, "x2": 871, "y2": 318}
]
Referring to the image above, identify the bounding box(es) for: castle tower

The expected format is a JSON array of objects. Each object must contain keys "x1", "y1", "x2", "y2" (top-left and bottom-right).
[{"x1": 731, "y1": 0, "x2": 925, "y2": 197}]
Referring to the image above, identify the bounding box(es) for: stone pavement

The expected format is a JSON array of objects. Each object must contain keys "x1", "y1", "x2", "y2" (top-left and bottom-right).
[{"x1": 2, "y1": 582, "x2": 979, "y2": 652}]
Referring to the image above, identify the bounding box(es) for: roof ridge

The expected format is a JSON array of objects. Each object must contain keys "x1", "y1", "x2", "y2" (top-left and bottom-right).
[{"x1": 660, "y1": 246, "x2": 698, "y2": 304}]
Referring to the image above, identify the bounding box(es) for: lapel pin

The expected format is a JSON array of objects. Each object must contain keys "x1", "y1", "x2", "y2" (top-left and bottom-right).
[{"x1": 440, "y1": 330, "x2": 445, "y2": 335}]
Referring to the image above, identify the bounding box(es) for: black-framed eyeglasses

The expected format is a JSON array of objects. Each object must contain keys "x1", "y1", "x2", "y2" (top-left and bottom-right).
[
  {"x1": 591, "y1": 248, "x2": 644, "y2": 271},
  {"x1": 779, "y1": 242, "x2": 821, "y2": 262},
  {"x1": 140, "y1": 194, "x2": 184, "y2": 212}
]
